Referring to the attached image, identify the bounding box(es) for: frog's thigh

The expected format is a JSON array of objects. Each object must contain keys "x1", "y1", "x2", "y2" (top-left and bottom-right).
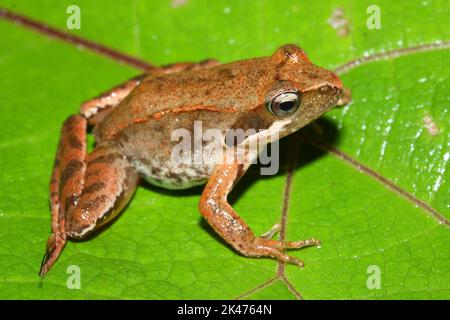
[
  {"x1": 199, "y1": 163, "x2": 319, "y2": 266},
  {"x1": 41, "y1": 115, "x2": 138, "y2": 275},
  {"x1": 64, "y1": 142, "x2": 138, "y2": 237}
]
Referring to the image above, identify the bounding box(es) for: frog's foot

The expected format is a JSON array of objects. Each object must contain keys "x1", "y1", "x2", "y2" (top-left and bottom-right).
[
  {"x1": 39, "y1": 232, "x2": 66, "y2": 277},
  {"x1": 258, "y1": 225, "x2": 320, "y2": 266},
  {"x1": 249, "y1": 237, "x2": 321, "y2": 268}
]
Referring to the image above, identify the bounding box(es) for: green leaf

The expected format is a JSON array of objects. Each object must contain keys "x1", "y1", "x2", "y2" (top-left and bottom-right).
[{"x1": 0, "y1": 0, "x2": 448, "y2": 299}]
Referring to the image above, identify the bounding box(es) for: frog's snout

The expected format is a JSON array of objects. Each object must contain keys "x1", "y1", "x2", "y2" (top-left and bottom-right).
[
  {"x1": 328, "y1": 71, "x2": 351, "y2": 106},
  {"x1": 336, "y1": 87, "x2": 352, "y2": 106},
  {"x1": 329, "y1": 71, "x2": 343, "y2": 91}
]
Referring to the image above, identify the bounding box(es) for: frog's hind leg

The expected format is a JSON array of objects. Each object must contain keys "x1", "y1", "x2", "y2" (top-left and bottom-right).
[{"x1": 40, "y1": 115, "x2": 139, "y2": 276}]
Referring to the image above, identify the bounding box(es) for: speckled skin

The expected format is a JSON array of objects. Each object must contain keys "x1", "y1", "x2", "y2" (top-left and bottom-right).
[{"x1": 40, "y1": 44, "x2": 348, "y2": 276}]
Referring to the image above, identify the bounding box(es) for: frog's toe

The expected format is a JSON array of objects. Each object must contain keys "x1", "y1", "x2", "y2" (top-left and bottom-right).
[
  {"x1": 259, "y1": 244, "x2": 305, "y2": 268},
  {"x1": 249, "y1": 237, "x2": 320, "y2": 268},
  {"x1": 282, "y1": 238, "x2": 321, "y2": 249},
  {"x1": 281, "y1": 254, "x2": 305, "y2": 268},
  {"x1": 260, "y1": 223, "x2": 281, "y2": 239},
  {"x1": 39, "y1": 232, "x2": 67, "y2": 277}
]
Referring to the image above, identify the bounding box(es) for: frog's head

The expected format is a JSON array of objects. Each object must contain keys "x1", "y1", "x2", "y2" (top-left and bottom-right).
[{"x1": 262, "y1": 44, "x2": 345, "y2": 139}]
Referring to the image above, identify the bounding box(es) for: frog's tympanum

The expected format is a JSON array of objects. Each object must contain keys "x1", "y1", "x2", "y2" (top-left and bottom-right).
[{"x1": 40, "y1": 44, "x2": 350, "y2": 276}]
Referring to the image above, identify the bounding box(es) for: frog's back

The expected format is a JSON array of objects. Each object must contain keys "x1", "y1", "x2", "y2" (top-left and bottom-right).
[
  {"x1": 91, "y1": 57, "x2": 275, "y2": 189},
  {"x1": 94, "y1": 56, "x2": 276, "y2": 142}
]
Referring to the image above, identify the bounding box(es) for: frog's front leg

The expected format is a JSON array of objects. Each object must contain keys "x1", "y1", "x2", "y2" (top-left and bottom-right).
[
  {"x1": 40, "y1": 115, "x2": 139, "y2": 276},
  {"x1": 199, "y1": 163, "x2": 320, "y2": 267}
]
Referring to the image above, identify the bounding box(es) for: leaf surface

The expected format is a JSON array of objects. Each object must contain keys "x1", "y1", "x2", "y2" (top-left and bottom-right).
[{"x1": 0, "y1": 0, "x2": 448, "y2": 299}]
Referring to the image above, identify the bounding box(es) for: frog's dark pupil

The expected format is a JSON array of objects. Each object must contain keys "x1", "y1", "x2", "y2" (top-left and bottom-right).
[
  {"x1": 267, "y1": 92, "x2": 301, "y2": 116},
  {"x1": 278, "y1": 100, "x2": 295, "y2": 113}
]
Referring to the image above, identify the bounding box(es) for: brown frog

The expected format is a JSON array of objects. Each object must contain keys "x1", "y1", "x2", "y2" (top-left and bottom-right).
[{"x1": 40, "y1": 44, "x2": 349, "y2": 276}]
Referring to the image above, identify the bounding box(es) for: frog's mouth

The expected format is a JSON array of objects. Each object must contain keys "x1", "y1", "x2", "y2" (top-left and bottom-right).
[{"x1": 336, "y1": 87, "x2": 352, "y2": 107}]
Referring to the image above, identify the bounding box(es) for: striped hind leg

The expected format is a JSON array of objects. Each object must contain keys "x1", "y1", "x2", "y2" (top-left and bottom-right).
[{"x1": 40, "y1": 115, "x2": 138, "y2": 276}]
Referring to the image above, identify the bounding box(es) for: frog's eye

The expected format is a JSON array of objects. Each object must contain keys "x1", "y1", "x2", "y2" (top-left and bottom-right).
[{"x1": 267, "y1": 91, "x2": 301, "y2": 117}]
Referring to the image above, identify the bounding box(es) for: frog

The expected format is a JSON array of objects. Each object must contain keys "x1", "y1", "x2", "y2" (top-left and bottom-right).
[{"x1": 39, "y1": 44, "x2": 350, "y2": 276}]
